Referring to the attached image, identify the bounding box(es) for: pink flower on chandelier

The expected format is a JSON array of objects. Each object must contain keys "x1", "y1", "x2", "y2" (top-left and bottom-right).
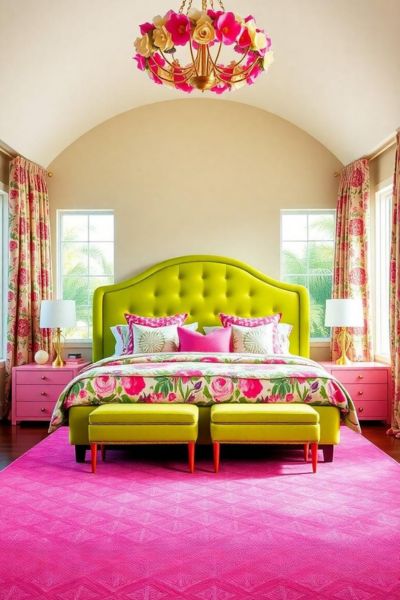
[
  {"x1": 165, "y1": 12, "x2": 191, "y2": 46},
  {"x1": 132, "y1": 1, "x2": 273, "y2": 94},
  {"x1": 215, "y1": 12, "x2": 241, "y2": 45}
]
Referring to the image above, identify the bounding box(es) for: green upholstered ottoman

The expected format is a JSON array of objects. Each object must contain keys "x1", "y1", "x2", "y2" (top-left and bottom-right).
[
  {"x1": 210, "y1": 404, "x2": 320, "y2": 473},
  {"x1": 88, "y1": 404, "x2": 199, "y2": 473}
]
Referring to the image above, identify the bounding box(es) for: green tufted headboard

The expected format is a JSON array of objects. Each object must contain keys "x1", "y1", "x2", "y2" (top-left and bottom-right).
[{"x1": 92, "y1": 255, "x2": 310, "y2": 361}]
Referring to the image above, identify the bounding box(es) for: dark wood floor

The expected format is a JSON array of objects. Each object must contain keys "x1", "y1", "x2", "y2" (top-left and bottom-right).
[{"x1": 1, "y1": 421, "x2": 399, "y2": 470}]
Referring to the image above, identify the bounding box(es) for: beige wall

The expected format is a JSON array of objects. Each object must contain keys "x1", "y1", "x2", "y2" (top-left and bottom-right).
[
  {"x1": 48, "y1": 100, "x2": 343, "y2": 359},
  {"x1": 49, "y1": 100, "x2": 342, "y2": 280},
  {"x1": 370, "y1": 145, "x2": 395, "y2": 190}
]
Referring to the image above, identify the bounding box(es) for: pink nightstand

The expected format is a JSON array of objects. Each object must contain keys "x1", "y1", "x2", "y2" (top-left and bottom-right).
[
  {"x1": 12, "y1": 362, "x2": 90, "y2": 425},
  {"x1": 320, "y1": 361, "x2": 391, "y2": 423}
]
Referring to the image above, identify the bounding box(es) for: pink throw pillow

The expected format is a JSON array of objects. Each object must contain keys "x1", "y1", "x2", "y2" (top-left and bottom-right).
[
  {"x1": 124, "y1": 312, "x2": 188, "y2": 354},
  {"x1": 219, "y1": 313, "x2": 281, "y2": 327},
  {"x1": 178, "y1": 326, "x2": 232, "y2": 353},
  {"x1": 219, "y1": 313, "x2": 282, "y2": 352}
]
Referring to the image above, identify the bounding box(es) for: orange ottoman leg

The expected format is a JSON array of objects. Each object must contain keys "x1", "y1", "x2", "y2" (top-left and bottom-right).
[
  {"x1": 303, "y1": 443, "x2": 309, "y2": 463},
  {"x1": 188, "y1": 441, "x2": 195, "y2": 473},
  {"x1": 311, "y1": 442, "x2": 318, "y2": 473},
  {"x1": 213, "y1": 442, "x2": 220, "y2": 473},
  {"x1": 91, "y1": 443, "x2": 97, "y2": 474}
]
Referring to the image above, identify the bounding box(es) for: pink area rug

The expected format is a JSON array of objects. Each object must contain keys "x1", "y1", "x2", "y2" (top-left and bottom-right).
[{"x1": 1, "y1": 428, "x2": 400, "y2": 600}]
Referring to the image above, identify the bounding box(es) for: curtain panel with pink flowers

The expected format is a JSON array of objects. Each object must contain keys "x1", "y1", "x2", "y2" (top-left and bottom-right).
[
  {"x1": 389, "y1": 133, "x2": 400, "y2": 434},
  {"x1": 2, "y1": 157, "x2": 53, "y2": 419},
  {"x1": 332, "y1": 158, "x2": 372, "y2": 362}
]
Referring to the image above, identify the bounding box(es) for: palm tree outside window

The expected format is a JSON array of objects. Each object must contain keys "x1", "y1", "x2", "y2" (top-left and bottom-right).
[
  {"x1": 57, "y1": 210, "x2": 114, "y2": 340},
  {"x1": 281, "y1": 209, "x2": 336, "y2": 340}
]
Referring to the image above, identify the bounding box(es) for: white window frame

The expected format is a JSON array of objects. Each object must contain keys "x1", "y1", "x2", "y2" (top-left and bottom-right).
[
  {"x1": 374, "y1": 183, "x2": 393, "y2": 362},
  {"x1": 0, "y1": 189, "x2": 8, "y2": 360},
  {"x1": 57, "y1": 209, "x2": 114, "y2": 344},
  {"x1": 280, "y1": 208, "x2": 336, "y2": 342}
]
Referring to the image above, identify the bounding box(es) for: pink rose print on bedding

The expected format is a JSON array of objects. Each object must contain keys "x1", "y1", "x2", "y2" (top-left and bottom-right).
[
  {"x1": 179, "y1": 370, "x2": 203, "y2": 383},
  {"x1": 93, "y1": 376, "x2": 116, "y2": 397},
  {"x1": 238, "y1": 378, "x2": 263, "y2": 398},
  {"x1": 121, "y1": 376, "x2": 146, "y2": 396},
  {"x1": 200, "y1": 356, "x2": 221, "y2": 363},
  {"x1": 211, "y1": 377, "x2": 234, "y2": 401},
  {"x1": 327, "y1": 381, "x2": 347, "y2": 405}
]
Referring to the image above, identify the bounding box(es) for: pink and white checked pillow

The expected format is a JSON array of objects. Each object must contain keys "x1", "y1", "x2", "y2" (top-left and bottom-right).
[
  {"x1": 124, "y1": 312, "x2": 188, "y2": 354},
  {"x1": 219, "y1": 312, "x2": 282, "y2": 353}
]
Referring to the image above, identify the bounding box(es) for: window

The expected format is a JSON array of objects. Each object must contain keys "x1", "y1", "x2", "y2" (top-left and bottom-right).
[
  {"x1": 0, "y1": 191, "x2": 8, "y2": 359},
  {"x1": 57, "y1": 210, "x2": 114, "y2": 340},
  {"x1": 375, "y1": 184, "x2": 392, "y2": 359},
  {"x1": 281, "y1": 209, "x2": 336, "y2": 340}
]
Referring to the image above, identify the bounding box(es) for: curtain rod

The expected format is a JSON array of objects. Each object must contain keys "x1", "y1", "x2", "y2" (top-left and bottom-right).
[
  {"x1": 334, "y1": 134, "x2": 397, "y2": 178},
  {"x1": 0, "y1": 145, "x2": 53, "y2": 177},
  {"x1": 0, "y1": 145, "x2": 13, "y2": 159}
]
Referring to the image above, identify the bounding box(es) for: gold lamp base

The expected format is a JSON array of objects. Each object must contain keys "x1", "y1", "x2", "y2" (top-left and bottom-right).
[
  {"x1": 52, "y1": 327, "x2": 65, "y2": 368},
  {"x1": 335, "y1": 327, "x2": 352, "y2": 365}
]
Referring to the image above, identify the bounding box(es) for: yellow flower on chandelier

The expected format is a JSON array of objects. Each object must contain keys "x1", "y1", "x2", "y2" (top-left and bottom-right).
[
  {"x1": 153, "y1": 25, "x2": 174, "y2": 51},
  {"x1": 246, "y1": 19, "x2": 268, "y2": 52},
  {"x1": 134, "y1": 34, "x2": 153, "y2": 58},
  {"x1": 192, "y1": 16, "x2": 216, "y2": 45},
  {"x1": 188, "y1": 8, "x2": 204, "y2": 22}
]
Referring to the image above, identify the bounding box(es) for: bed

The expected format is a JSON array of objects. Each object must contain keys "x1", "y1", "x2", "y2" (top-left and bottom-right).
[{"x1": 49, "y1": 254, "x2": 359, "y2": 462}]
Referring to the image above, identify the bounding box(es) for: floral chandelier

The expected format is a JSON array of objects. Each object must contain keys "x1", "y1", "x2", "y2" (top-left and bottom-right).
[{"x1": 133, "y1": 0, "x2": 273, "y2": 94}]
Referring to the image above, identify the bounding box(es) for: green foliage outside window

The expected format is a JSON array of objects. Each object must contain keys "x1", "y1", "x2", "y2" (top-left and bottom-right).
[
  {"x1": 59, "y1": 212, "x2": 114, "y2": 339},
  {"x1": 281, "y1": 211, "x2": 335, "y2": 339}
]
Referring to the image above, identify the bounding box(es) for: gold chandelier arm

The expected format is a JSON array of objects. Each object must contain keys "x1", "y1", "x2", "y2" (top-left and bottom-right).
[
  {"x1": 151, "y1": 51, "x2": 193, "y2": 76},
  {"x1": 207, "y1": 41, "x2": 222, "y2": 67},
  {"x1": 210, "y1": 53, "x2": 262, "y2": 78},
  {"x1": 189, "y1": 39, "x2": 200, "y2": 77},
  {"x1": 148, "y1": 62, "x2": 195, "y2": 85},
  {"x1": 207, "y1": 45, "x2": 252, "y2": 76},
  {"x1": 211, "y1": 57, "x2": 262, "y2": 87},
  {"x1": 231, "y1": 45, "x2": 251, "y2": 68}
]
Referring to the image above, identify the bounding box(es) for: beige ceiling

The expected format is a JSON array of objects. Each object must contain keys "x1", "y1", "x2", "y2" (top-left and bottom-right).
[{"x1": 0, "y1": 0, "x2": 399, "y2": 167}]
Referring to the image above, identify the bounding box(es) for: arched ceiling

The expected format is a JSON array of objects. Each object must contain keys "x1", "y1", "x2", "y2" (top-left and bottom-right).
[{"x1": 0, "y1": 0, "x2": 399, "y2": 167}]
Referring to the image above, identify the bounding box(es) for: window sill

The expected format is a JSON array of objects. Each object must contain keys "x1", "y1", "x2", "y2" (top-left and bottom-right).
[
  {"x1": 310, "y1": 341, "x2": 330, "y2": 347},
  {"x1": 64, "y1": 340, "x2": 92, "y2": 347},
  {"x1": 374, "y1": 354, "x2": 390, "y2": 365}
]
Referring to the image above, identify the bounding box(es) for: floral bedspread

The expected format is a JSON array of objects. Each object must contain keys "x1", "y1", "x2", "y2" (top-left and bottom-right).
[{"x1": 49, "y1": 353, "x2": 360, "y2": 432}]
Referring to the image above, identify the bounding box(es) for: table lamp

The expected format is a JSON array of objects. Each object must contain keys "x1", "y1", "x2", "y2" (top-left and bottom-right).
[
  {"x1": 40, "y1": 300, "x2": 76, "y2": 367},
  {"x1": 325, "y1": 298, "x2": 364, "y2": 365}
]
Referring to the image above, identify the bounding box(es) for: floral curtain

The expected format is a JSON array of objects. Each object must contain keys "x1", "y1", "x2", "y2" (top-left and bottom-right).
[
  {"x1": 388, "y1": 133, "x2": 400, "y2": 436},
  {"x1": 332, "y1": 158, "x2": 372, "y2": 362},
  {"x1": 2, "y1": 157, "x2": 53, "y2": 419}
]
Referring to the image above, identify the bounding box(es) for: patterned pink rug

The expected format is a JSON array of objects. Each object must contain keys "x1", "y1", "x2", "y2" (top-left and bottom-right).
[{"x1": 1, "y1": 427, "x2": 399, "y2": 600}]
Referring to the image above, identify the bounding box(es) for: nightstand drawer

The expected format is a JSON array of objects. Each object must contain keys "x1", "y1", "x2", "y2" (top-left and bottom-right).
[
  {"x1": 16, "y1": 401, "x2": 55, "y2": 419},
  {"x1": 355, "y1": 400, "x2": 388, "y2": 420},
  {"x1": 345, "y1": 383, "x2": 387, "y2": 402},
  {"x1": 15, "y1": 385, "x2": 66, "y2": 404},
  {"x1": 16, "y1": 369, "x2": 73, "y2": 386},
  {"x1": 331, "y1": 369, "x2": 387, "y2": 385}
]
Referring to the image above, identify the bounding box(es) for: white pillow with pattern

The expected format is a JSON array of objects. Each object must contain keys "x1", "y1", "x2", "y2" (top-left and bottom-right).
[
  {"x1": 231, "y1": 323, "x2": 275, "y2": 354},
  {"x1": 132, "y1": 323, "x2": 180, "y2": 353}
]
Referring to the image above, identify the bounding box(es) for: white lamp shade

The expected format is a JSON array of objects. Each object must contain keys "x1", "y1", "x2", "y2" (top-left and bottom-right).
[
  {"x1": 40, "y1": 300, "x2": 76, "y2": 328},
  {"x1": 325, "y1": 298, "x2": 364, "y2": 328}
]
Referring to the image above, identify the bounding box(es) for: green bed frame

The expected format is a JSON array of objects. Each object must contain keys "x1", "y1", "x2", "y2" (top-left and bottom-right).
[
  {"x1": 69, "y1": 255, "x2": 339, "y2": 462},
  {"x1": 92, "y1": 254, "x2": 310, "y2": 361}
]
